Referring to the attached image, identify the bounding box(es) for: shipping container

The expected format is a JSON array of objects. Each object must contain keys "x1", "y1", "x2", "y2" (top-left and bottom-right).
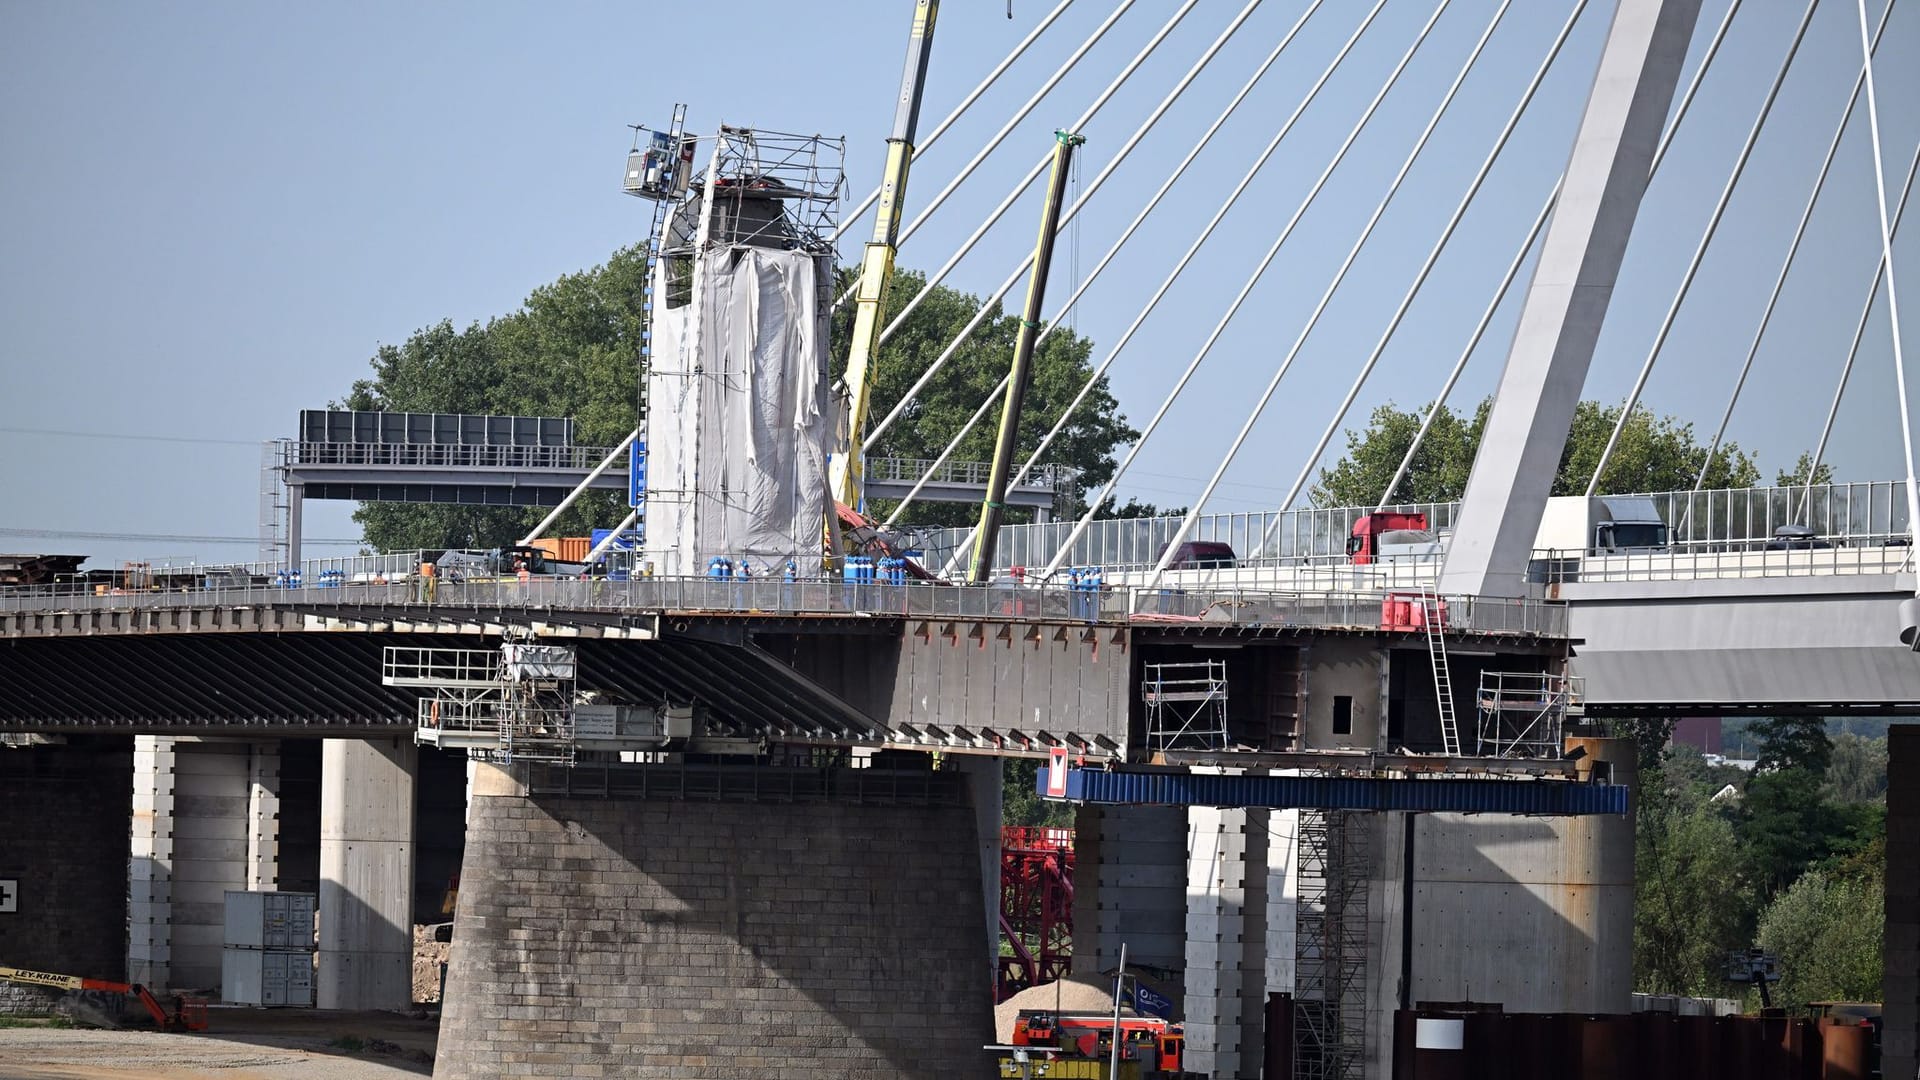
[
  {"x1": 529, "y1": 537, "x2": 592, "y2": 563},
  {"x1": 223, "y1": 890, "x2": 316, "y2": 951},
  {"x1": 221, "y1": 947, "x2": 314, "y2": 1007}
]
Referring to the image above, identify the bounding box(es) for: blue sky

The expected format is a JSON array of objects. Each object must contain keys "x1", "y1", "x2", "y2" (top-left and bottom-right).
[{"x1": 2, "y1": 0, "x2": 1915, "y2": 565}]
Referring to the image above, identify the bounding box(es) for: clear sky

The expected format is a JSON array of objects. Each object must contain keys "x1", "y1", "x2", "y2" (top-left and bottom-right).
[{"x1": 2, "y1": 0, "x2": 1914, "y2": 567}]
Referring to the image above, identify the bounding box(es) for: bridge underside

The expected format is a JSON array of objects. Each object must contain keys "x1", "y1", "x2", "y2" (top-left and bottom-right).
[
  {"x1": 0, "y1": 602, "x2": 1571, "y2": 764},
  {"x1": 1565, "y1": 576, "x2": 1920, "y2": 716},
  {"x1": 0, "y1": 626, "x2": 886, "y2": 740}
]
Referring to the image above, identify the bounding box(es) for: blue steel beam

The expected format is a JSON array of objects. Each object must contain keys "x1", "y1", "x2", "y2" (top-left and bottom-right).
[{"x1": 1046, "y1": 768, "x2": 1627, "y2": 815}]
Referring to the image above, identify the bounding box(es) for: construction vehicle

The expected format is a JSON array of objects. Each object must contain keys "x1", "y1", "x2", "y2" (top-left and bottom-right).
[
  {"x1": 1347, "y1": 511, "x2": 1444, "y2": 565},
  {"x1": 830, "y1": 0, "x2": 938, "y2": 515},
  {"x1": 1001, "y1": 1010, "x2": 1201, "y2": 1078},
  {"x1": 434, "y1": 544, "x2": 591, "y2": 582},
  {"x1": 0, "y1": 965, "x2": 208, "y2": 1031}
]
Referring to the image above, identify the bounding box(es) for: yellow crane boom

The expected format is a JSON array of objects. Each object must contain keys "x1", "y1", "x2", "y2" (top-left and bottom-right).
[{"x1": 831, "y1": 0, "x2": 939, "y2": 513}]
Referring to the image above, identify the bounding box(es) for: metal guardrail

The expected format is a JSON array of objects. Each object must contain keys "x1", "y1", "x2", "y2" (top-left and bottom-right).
[
  {"x1": 1535, "y1": 543, "x2": 1916, "y2": 583},
  {"x1": 923, "y1": 481, "x2": 1914, "y2": 574},
  {"x1": 289, "y1": 441, "x2": 616, "y2": 470},
  {"x1": 862, "y1": 456, "x2": 1078, "y2": 492},
  {"x1": 0, "y1": 576, "x2": 1567, "y2": 637}
]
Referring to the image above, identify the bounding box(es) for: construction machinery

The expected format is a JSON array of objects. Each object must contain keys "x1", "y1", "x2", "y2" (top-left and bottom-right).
[
  {"x1": 830, "y1": 0, "x2": 939, "y2": 515},
  {"x1": 1001, "y1": 1011, "x2": 1201, "y2": 1078},
  {"x1": 0, "y1": 965, "x2": 208, "y2": 1031},
  {"x1": 969, "y1": 128, "x2": 1085, "y2": 584}
]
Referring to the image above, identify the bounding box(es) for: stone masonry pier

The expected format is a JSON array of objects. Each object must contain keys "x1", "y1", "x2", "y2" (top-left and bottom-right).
[{"x1": 435, "y1": 761, "x2": 993, "y2": 1079}]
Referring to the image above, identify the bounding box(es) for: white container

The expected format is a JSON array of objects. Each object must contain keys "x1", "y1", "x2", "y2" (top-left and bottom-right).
[
  {"x1": 223, "y1": 890, "x2": 316, "y2": 951},
  {"x1": 222, "y1": 947, "x2": 314, "y2": 1007}
]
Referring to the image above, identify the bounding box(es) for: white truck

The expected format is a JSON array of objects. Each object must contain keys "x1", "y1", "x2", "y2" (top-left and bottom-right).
[{"x1": 1532, "y1": 495, "x2": 1670, "y2": 555}]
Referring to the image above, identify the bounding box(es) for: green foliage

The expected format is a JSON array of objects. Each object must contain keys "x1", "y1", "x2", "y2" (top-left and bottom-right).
[
  {"x1": 344, "y1": 247, "x2": 650, "y2": 552},
  {"x1": 1634, "y1": 781, "x2": 1750, "y2": 995},
  {"x1": 1751, "y1": 716, "x2": 1832, "y2": 775},
  {"x1": 1096, "y1": 499, "x2": 1184, "y2": 520},
  {"x1": 1775, "y1": 452, "x2": 1836, "y2": 488},
  {"x1": 829, "y1": 267, "x2": 1137, "y2": 530},
  {"x1": 1824, "y1": 734, "x2": 1889, "y2": 805},
  {"x1": 1741, "y1": 768, "x2": 1842, "y2": 900},
  {"x1": 1002, "y1": 758, "x2": 1074, "y2": 829},
  {"x1": 343, "y1": 255, "x2": 1138, "y2": 550},
  {"x1": 1312, "y1": 399, "x2": 1761, "y2": 508},
  {"x1": 1755, "y1": 852, "x2": 1884, "y2": 1009}
]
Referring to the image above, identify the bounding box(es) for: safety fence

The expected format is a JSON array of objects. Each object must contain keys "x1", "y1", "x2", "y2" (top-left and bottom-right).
[{"x1": 0, "y1": 576, "x2": 1566, "y2": 638}]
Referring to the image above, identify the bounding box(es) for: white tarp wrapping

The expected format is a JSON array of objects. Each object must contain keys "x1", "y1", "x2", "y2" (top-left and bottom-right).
[{"x1": 643, "y1": 246, "x2": 833, "y2": 577}]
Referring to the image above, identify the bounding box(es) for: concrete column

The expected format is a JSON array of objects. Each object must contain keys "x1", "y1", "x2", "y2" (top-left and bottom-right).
[
  {"x1": 1071, "y1": 804, "x2": 1186, "y2": 988},
  {"x1": 1399, "y1": 737, "x2": 1636, "y2": 1018},
  {"x1": 1185, "y1": 801, "x2": 1257, "y2": 1078},
  {"x1": 317, "y1": 737, "x2": 416, "y2": 1010},
  {"x1": 128, "y1": 735, "x2": 176, "y2": 989},
  {"x1": 1440, "y1": 0, "x2": 1705, "y2": 597},
  {"x1": 247, "y1": 742, "x2": 280, "y2": 891},
  {"x1": 286, "y1": 484, "x2": 304, "y2": 571},
  {"x1": 952, "y1": 755, "x2": 1004, "y2": 999}
]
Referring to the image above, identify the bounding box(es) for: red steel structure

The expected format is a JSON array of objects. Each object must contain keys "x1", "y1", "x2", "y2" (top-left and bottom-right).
[{"x1": 998, "y1": 826, "x2": 1074, "y2": 1002}]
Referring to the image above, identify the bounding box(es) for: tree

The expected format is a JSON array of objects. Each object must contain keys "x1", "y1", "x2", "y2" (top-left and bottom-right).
[
  {"x1": 343, "y1": 253, "x2": 1138, "y2": 550},
  {"x1": 1002, "y1": 758, "x2": 1074, "y2": 828},
  {"x1": 828, "y1": 267, "x2": 1137, "y2": 530},
  {"x1": 1755, "y1": 851, "x2": 1884, "y2": 1009},
  {"x1": 1312, "y1": 399, "x2": 1760, "y2": 508},
  {"x1": 1823, "y1": 733, "x2": 1889, "y2": 804},
  {"x1": 1634, "y1": 789, "x2": 1750, "y2": 995},
  {"x1": 1751, "y1": 716, "x2": 1832, "y2": 775},
  {"x1": 1776, "y1": 452, "x2": 1836, "y2": 488}
]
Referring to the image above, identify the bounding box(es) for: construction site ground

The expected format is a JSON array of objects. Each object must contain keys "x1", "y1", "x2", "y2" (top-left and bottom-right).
[{"x1": 0, "y1": 1009, "x2": 438, "y2": 1080}]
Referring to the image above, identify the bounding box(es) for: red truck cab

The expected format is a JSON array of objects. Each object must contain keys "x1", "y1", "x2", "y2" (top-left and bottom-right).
[{"x1": 1346, "y1": 511, "x2": 1431, "y2": 564}]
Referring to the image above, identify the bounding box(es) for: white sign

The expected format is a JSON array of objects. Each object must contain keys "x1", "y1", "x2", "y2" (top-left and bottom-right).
[
  {"x1": 0, "y1": 879, "x2": 16, "y2": 913},
  {"x1": 1045, "y1": 747, "x2": 1070, "y2": 798}
]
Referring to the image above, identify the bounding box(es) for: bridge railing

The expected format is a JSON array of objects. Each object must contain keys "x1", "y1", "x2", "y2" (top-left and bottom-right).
[
  {"x1": 0, "y1": 576, "x2": 1565, "y2": 636},
  {"x1": 1536, "y1": 542, "x2": 1915, "y2": 583}
]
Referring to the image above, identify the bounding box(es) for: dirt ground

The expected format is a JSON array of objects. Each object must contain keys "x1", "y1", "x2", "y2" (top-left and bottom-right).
[
  {"x1": 0, "y1": 1009, "x2": 438, "y2": 1080},
  {"x1": 411, "y1": 925, "x2": 451, "y2": 1004}
]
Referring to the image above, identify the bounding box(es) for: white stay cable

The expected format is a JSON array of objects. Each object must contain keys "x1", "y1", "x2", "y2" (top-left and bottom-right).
[
  {"x1": 1266, "y1": 0, "x2": 1560, "y2": 545},
  {"x1": 834, "y1": 0, "x2": 1078, "y2": 245},
  {"x1": 1378, "y1": 180, "x2": 1561, "y2": 511},
  {"x1": 942, "y1": 0, "x2": 1390, "y2": 578},
  {"x1": 1584, "y1": 0, "x2": 1820, "y2": 497},
  {"x1": 863, "y1": 0, "x2": 1268, "y2": 455},
  {"x1": 1801, "y1": 140, "x2": 1920, "y2": 520},
  {"x1": 880, "y1": 0, "x2": 1322, "y2": 529},
  {"x1": 1044, "y1": 0, "x2": 1445, "y2": 581},
  {"x1": 1649, "y1": 0, "x2": 1743, "y2": 178},
  {"x1": 1148, "y1": 0, "x2": 1586, "y2": 582},
  {"x1": 1374, "y1": 2, "x2": 1741, "y2": 514},
  {"x1": 833, "y1": 1, "x2": 1133, "y2": 310},
  {"x1": 869, "y1": 2, "x2": 1197, "y2": 340},
  {"x1": 1696, "y1": 0, "x2": 1898, "y2": 492},
  {"x1": 1853, "y1": 0, "x2": 1918, "y2": 555}
]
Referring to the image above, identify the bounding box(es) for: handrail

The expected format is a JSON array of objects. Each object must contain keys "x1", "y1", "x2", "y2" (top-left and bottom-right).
[{"x1": 0, "y1": 576, "x2": 1567, "y2": 639}]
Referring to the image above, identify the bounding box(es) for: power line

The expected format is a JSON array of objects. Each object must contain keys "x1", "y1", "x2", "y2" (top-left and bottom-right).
[
  {"x1": 0, "y1": 527, "x2": 362, "y2": 546},
  {"x1": 0, "y1": 426, "x2": 263, "y2": 447}
]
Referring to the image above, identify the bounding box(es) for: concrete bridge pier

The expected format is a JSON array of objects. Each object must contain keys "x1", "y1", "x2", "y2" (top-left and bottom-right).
[
  {"x1": 435, "y1": 760, "x2": 994, "y2": 1079},
  {"x1": 317, "y1": 736, "x2": 415, "y2": 1011},
  {"x1": 128, "y1": 736, "x2": 282, "y2": 991}
]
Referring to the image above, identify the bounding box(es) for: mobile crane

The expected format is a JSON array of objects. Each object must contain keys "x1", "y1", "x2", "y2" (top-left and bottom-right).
[
  {"x1": 0, "y1": 965, "x2": 208, "y2": 1031},
  {"x1": 829, "y1": 0, "x2": 938, "y2": 516}
]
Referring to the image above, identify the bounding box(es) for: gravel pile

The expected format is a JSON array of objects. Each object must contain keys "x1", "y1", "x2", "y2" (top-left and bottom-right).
[{"x1": 993, "y1": 978, "x2": 1138, "y2": 1043}]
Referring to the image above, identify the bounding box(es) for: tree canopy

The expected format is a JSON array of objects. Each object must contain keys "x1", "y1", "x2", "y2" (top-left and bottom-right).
[
  {"x1": 1311, "y1": 399, "x2": 1762, "y2": 508},
  {"x1": 342, "y1": 249, "x2": 1136, "y2": 550}
]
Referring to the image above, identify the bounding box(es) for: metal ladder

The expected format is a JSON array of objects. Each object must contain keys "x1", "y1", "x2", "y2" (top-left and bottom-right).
[
  {"x1": 1421, "y1": 588, "x2": 1461, "y2": 756},
  {"x1": 635, "y1": 102, "x2": 689, "y2": 420}
]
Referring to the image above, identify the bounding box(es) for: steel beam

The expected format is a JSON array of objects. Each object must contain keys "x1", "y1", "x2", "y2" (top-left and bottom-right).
[{"x1": 1438, "y1": 0, "x2": 1703, "y2": 598}]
